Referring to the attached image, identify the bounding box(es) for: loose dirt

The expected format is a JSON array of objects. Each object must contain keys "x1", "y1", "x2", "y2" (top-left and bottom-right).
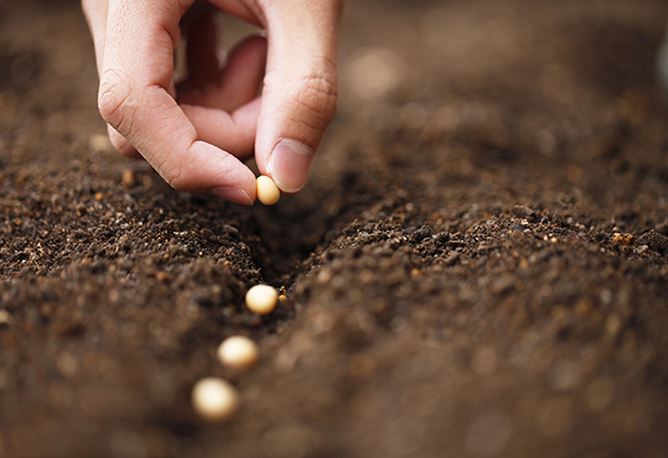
[{"x1": 1, "y1": 1, "x2": 667, "y2": 457}]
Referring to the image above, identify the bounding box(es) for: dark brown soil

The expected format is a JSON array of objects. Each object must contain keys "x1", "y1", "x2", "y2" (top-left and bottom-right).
[{"x1": 2, "y1": 1, "x2": 668, "y2": 457}]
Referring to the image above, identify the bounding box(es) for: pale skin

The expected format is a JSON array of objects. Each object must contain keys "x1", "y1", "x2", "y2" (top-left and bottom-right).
[{"x1": 82, "y1": 0, "x2": 342, "y2": 205}]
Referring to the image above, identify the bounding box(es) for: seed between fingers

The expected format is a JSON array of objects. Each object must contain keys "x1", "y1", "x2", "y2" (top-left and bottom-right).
[{"x1": 256, "y1": 176, "x2": 280, "y2": 206}]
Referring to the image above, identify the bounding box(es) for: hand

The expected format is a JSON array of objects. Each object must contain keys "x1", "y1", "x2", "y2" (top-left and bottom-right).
[{"x1": 82, "y1": 0, "x2": 342, "y2": 204}]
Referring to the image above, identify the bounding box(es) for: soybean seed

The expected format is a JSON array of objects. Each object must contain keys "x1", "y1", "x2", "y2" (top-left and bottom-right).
[
  {"x1": 217, "y1": 336, "x2": 259, "y2": 370},
  {"x1": 192, "y1": 377, "x2": 239, "y2": 422},
  {"x1": 256, "y1": 176, "x2": 280, "y2": 206},
  {"x1": 245, "y1": 284, "x2": 278, "y2": 315}
]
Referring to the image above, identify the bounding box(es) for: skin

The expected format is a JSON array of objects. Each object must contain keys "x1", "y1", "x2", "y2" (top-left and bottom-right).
[{"x1": 82, "y1": 0, "x2": 342, "y2": 204}]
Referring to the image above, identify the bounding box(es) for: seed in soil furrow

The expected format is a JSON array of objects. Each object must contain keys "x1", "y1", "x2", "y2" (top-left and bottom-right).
[
  {"x1": 192, "y1": 378, "x2": 239, "y2": 422},
  {"x1": 245, "y1": 285, "x2": 279, "y2": 315},
  {"x1": 218, "y1": 336, "x2": 259, "y2": 370}
]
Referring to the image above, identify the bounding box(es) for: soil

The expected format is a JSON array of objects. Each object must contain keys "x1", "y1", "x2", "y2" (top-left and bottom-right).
[{"x1": 1, "y1": 1, "x2": 668, "y2": 457}]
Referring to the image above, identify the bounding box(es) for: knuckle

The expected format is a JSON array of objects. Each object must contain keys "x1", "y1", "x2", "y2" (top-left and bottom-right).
[
  {"x1": 162, "y1": 162, "x2": 188, "y2": 191},
  {"x1": 98, "y1": 70, "x2": 136, "y2": 137},
  {"x1": 289, "y1": 70, "x2": 338, "y2": 128}
]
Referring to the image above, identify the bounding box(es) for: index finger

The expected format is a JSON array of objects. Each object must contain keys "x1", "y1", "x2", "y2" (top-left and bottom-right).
[{"x1": 98, "y1": 0, "x2": 256, "y2": 204}]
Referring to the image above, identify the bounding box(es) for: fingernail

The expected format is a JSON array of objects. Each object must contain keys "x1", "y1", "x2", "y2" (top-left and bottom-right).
[
  {"x1": 267, "y1": 139, "x2": 314, "y2": 193},
  {"x1": 209, "y1": 186, "x2": 253, "y2": 205}
]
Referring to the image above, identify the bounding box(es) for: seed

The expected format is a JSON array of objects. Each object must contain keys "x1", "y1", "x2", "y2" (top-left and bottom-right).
[
  {"x1": 245, "y1": 284, "x2": 278, "y2": 315},
  {"x1": 217, "y1": 336, "x2": 259, "y2": 370},
  {"x1": 256, "y1": 176, "x2": 280, "y2": 206},
  {"x1": 192, "y1": 377, "x2": 239, "y2": 422}
]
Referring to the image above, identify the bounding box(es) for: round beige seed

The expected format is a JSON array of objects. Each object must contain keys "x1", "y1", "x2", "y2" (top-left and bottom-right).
[
  {"x1": 192, "y1": 377, "x2": 239, "y2": 422},
  {"x1": 245, "y1": 284, "x2": 279, "y2": 315},
  {"x1": 256, "y1": 175, "x2": 280, "y2": 206},
  {"x1": 218, "y1": 336, "x2": 259, "y2": 370}
]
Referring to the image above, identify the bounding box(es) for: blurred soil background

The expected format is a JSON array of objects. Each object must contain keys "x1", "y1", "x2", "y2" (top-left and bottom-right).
[{"x1": 1, "y1": 0, "x2": 668, "y2": 457}]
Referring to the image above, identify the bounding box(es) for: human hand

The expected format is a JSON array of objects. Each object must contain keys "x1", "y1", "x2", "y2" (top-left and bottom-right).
[{"x1": 82, "y1": 0, "x2": 341, "y2": 204}]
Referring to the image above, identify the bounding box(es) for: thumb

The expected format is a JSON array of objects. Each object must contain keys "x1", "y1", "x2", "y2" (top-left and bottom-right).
[{"x1": 255, "y1": 1, "x2": 341, "y2": 193}]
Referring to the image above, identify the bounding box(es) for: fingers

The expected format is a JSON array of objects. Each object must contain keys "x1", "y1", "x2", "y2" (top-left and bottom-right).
[
  {"x1": 108, "y1": 124, "x2": 140, "y2": 158},
  {"x1": 81, "y1": 0, "x2": 108, "y2": 73},
  {"x1": 180, "y1": 36, "x2": 267, "y2": 157},
  {"x1": 200, "y1": 36, "x2": 267, "y2": 111},
  {"x1": 86, "y1": 0, "x2": 342, "y2": 200},
  {"x1": 98, "y1": 0, "x2": 256, "y2": 204},
  {"x1": 83, "y1": 0, "x2": 140, "y2": 158},
  {"x1": 179, "y1": 35, "x2": 266, "y2": 110},
  {"x1": 254, "y1": 0, "x2": 341, "y2": 192},
  {"x1": 183, "y1": 97, "x2": 260, "y2": 158}
]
